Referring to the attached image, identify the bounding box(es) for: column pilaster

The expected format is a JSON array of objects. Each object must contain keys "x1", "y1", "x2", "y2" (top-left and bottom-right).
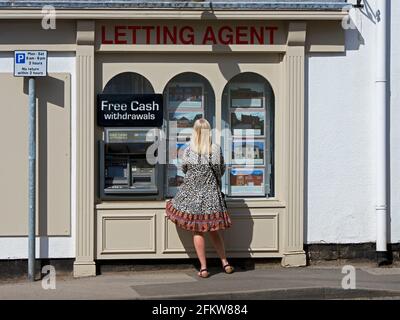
[
  {"x1": 73, "y1": 20, "x2": 96, "y2": 277},
  {"x1": 282, "y1": 22, "x2": 307, "y2": 267}
]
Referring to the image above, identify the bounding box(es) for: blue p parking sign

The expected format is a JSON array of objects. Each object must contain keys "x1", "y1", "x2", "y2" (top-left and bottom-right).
[
  {"x1": 14, "y1": 51, "x2": 47, "y2": 77},
  {"x1": 15, "y1": 52, "x2": 26, "y2": 64}
]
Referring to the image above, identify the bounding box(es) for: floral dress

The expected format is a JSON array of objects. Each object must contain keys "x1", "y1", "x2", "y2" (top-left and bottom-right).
[{"x1": 165, "y1": 144, "x2": 232, "y2": 232}]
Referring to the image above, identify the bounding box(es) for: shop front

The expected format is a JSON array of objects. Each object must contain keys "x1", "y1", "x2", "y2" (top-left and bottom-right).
[
  {"x1": 0, "y1": 3, "x2": 348, "y2": 277},
  {"x1": 69, "y1": 12, "x2": 346, "y2": 277}
]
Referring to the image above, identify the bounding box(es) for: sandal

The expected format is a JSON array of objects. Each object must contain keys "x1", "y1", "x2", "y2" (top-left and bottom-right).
[
  {"x1": 223, "y1": 264, "x2": 235, "y2": 274},
  {"x1": 198, "y1": 269, "x2": 210, "y2": 278}
]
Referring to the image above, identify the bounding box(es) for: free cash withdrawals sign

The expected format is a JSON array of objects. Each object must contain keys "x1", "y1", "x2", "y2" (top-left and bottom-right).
[
  {"x1": 97, "y1": 94, "x2": 163, "y2": 127},
  {"x1": 14, "y1": 51, "x2": 47, "y2": 77}
]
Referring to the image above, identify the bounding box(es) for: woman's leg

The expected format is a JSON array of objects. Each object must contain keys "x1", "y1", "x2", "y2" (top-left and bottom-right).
[
  {"x1": 193, "y1": 232, "x2": 208, "y2": 276},
  {"x1": 208, "y1": 231, "x2": 229, "y2": 267}
]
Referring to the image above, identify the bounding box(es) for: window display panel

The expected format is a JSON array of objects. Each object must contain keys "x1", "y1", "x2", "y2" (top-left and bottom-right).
[
  {"x1": 231, "y1": 111, "x2": 265, "y2": 136},
  {"x1": 167, "y1": 85, "x2": 203, "y2": 109},
  {"x1": 230, "y1": 83, "x2": 264, "y2": 108},
  {"x1": 164, "y1": 73, "x2": 215, "y2": 198},
  {"x1": 232, "y1": 140, "x2": 265, "y2": 165},
  {"x1": 229, "y1": 168, "x2": 265, "y2": 196},
  {"x1": 168, "y1": 111, "x2": 203, "y2": 136}
]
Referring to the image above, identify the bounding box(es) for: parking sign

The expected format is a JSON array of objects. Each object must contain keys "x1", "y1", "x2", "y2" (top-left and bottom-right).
[
  {"x1": 16, "y1": 53, "x2": 26, "y2": 64},
  {"x1": 14, "y1": 51, "x2": 47, "y2": 77}
]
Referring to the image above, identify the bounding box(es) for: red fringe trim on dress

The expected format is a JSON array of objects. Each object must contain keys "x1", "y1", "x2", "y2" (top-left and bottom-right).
[{"x1": 165, "y1": 200, "x2": 232, "y2": 232}]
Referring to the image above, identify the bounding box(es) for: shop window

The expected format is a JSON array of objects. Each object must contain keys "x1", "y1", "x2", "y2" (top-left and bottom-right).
[
  {"x1": 100, "y1": 72, "x2": 160, "y2": 200},
  {"x1": 163, "y1": 72, "x2": 215, "y2": 197},
  {"x1": 103, "y1": 72, "x2": 154, "y2": 94},
  {"x1": 221, "y1": 72, "x2": 274, "y2": 198}
]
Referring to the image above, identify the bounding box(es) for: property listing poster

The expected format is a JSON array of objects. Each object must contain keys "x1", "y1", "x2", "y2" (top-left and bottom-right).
[{"x1": 229, "y1": 168, "x2": 265, "y2": 196}]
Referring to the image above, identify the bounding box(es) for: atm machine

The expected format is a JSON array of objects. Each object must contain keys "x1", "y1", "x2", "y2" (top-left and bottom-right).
[{"x1": 99, "y1": 128, "x2": 163, "y2": 200}]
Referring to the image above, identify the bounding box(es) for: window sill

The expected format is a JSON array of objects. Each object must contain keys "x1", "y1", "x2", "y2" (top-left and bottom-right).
[{"x1": 96, "y1": 198, "x2": 285, "y2": 210}]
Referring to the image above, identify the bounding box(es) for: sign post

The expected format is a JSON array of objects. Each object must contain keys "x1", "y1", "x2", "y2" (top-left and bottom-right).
[{"x1": 14, "y1": 50, "x2": 47, "y2": 281}]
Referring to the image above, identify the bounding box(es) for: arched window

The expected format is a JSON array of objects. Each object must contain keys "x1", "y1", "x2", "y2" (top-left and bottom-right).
[
  {"x1": 103, "y1": 72, "x2": 154, "y2": 94},
  {"x1": 163, "y1": 72, "x2": 215, "y2": 197},
  {"x1": 222, "y1": 72, "x2": 275, "y2": 198}
]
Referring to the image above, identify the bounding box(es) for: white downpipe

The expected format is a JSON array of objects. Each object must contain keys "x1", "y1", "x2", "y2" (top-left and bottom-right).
[{"x1": 375, "y1": 0, "x2": 389, "y2": 253}]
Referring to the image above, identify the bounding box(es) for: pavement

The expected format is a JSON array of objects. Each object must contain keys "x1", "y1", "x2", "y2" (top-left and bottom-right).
[{"x1": 1, "y1": 265, "x2": 400, "y2": 300}]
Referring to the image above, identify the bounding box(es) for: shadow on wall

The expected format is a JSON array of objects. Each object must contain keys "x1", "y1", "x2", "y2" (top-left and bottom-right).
[
  {"x1": 346, "y1": 0, "x2": 382, "y2": 51},
  {"x1": 177, "y1": 200, "x2": 254, "y2": 268},
  {"x1": 23, "y1": 75, "x2": 65, "y2": 259},
  {"x1": 201, "y1": 9, "x2": 241, "y2": 80},
  {"x1": 361, "y1": 0, "x2": 378, "y2": 24},
  {"x1": 345, "y1": 27, "x2": 365, "y2": 51}
]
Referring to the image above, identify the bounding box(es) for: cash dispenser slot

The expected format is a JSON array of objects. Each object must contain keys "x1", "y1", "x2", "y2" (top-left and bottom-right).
[{"x1": 99, "y1": 128, "x2": 163, "y2": 200}]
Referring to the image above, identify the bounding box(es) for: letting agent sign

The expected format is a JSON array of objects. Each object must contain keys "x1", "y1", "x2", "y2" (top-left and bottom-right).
[
  {"x1": 100, "y1": 23, "x2": 281, "y2": 46},
  {"x1": 14, "y1": 51, "x2": 47, "y2": 77},
  {"x1": 97, "y1": 94, "x2": 164, "y2": 127}
]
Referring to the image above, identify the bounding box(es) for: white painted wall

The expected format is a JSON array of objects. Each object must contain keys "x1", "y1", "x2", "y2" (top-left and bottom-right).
[
  {"x1": 389, "y1": 0, "x2": 400, "y2": 245},
  {"x1": 0, "y1": 52, "x2": 76, "y2": 258},
  {"x1": 307, "y1": 0, "x2": 400, "y2": 244}
]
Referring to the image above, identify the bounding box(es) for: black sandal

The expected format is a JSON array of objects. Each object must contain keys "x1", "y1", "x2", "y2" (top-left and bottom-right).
[
  {"x1": 198, "y1": 269, "x2": 210, "y2": 278},
  {"x1": 223, "y1": 264, "x2": 234, "y2": 274}
]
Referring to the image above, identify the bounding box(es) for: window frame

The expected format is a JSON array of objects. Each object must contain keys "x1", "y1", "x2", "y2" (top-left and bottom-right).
[{"x1": 221, "y1": 73, "x2": 274, "y2": 199}]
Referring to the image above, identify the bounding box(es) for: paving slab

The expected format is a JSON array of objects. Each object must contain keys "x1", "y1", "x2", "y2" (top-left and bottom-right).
[{"x1": 0, "y1": 267, "x2": 399, "y2": 300}]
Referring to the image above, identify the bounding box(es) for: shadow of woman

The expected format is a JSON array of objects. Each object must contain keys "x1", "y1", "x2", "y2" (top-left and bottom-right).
[{"x1": 175, "y1": 199, "x2": 255, "y2": 273}]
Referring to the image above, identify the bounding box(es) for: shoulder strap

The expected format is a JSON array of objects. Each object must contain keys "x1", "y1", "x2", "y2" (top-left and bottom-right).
[{"x1": 208, "y1": 153, "x2": 221, "y2": 190}]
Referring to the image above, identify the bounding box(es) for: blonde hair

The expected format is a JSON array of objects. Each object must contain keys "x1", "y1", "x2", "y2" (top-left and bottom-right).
[{"x1": 190, "y1": 118, "x2": 212, "y2": 155}]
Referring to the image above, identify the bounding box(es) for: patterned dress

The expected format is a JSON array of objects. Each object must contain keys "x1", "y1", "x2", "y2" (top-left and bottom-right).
[{"x1": 165, "y1": 144, "x2": 232, "y2": 232}]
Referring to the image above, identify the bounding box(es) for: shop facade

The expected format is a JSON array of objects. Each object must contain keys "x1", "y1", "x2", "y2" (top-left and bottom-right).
[
  {"x1": 83, "y1": 15, "x2": 339, "y2": 277},
  {"x1": 1, "y1": 1, "x2": 399, "y2": 278}
]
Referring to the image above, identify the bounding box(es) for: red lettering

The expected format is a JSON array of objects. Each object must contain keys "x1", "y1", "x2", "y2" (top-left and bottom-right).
[
  {"x1": 101, "y1": 26, "x2": 113, "y2": 44},
  {"x1": 202, "y1": 26, "x2": 217, "y2": 44},
  {"x1": 142, "y1": 26, "x2": 155, "y2": 44},
  {"x1": 163, "y1": 26, "x2": 177, "y2": 44},
  {"x1": 218, "y1": 26, "x2": 233, "y2": 45},
  {"x1": 155, "y1": 26, "x2": 161, "y2": 44},
  {"x1": 250, "y1": 26, "x2": 264, "y2": 45},
  {"x1": 101, "y1": 24, "x2": 278, "y2": 46},
  {"x1": 114, "y1": 26, "x2": 127, "y2": 44},
  {"x1": 127, "y1": 25, "x2": 140, "y2": 44},
  {"x1": 266, "y1": 26, "x2": 278, "y2": 45},
  {"x1": 236, "y1": 26, "x2": 248, "y2": 44},
  {"x1": 180, "y1": 26, "x2": 194, "y2": 44}
]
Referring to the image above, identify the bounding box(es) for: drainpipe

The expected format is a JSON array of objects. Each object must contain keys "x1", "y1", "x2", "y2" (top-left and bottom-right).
[{"x1": 375, "y1": 0, "x2": 389, "y2": 265}]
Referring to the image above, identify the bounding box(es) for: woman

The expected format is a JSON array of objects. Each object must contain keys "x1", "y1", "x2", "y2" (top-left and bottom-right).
[{"x1": 166, "y1": 118, "x2": 234, "y2": 278}]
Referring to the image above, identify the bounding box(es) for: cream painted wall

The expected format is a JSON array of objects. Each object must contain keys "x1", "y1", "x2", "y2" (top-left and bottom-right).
[{"x1": 0, "y1": 52, "x2": 76, "y2": 259}]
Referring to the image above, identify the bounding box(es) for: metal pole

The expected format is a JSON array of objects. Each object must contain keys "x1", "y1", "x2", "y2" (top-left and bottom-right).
[{"x1": 28, "y1": 76, "x2": 36, "y2": 281}]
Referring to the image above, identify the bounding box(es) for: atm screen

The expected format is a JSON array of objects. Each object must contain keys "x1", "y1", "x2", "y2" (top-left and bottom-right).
[{"x1": 106, "y1": 166, "x2": 126, "y2": 178}]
